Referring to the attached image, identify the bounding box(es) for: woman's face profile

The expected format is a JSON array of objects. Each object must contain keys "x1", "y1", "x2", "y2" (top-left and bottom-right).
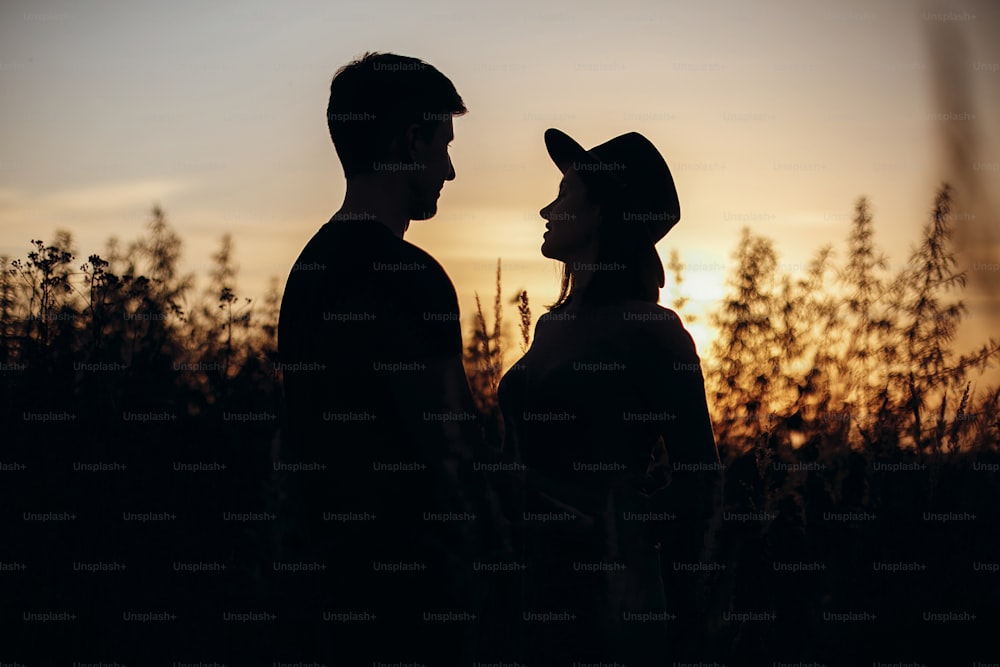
[{"x1": 539, "y1": 167, "x2": 600, "y2": 264}]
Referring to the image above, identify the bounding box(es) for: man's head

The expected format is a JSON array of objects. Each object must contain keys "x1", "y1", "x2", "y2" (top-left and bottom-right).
[{"x1": 327, "y1": 52, "x2": 465, "y2": 220}]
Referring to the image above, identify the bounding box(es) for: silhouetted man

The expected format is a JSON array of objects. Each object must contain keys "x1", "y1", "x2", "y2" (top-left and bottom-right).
[{"x1": 276, "y1": 52, "x2": 492, "y2": 665}]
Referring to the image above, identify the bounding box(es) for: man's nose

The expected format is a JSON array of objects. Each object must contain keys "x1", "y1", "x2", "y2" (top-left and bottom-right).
[{"x1": 446, "y1": 154, "x2": 456, "y2": 181}]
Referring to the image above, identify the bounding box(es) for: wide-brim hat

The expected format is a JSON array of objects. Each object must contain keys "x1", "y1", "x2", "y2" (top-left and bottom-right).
[{"x1": 543, "y1": 128, "x2": 681, "y2": 288}]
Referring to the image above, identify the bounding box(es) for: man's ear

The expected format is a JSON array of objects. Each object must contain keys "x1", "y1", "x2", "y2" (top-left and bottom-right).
[
  {"x1": 385, "y1": 124, "x2": 422, "y2": 163},
  {"x1": 400, "y1": 123, "x2": 425, "y2": 162}
]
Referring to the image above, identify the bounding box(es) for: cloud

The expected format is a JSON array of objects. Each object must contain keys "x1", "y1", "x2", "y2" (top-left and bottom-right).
[
  {"x1": 0, "y1": 179, "x2": 190, "y2": 262},
  {"x1": 0, "y1": 179, "x2": 187, "y2": 219}
]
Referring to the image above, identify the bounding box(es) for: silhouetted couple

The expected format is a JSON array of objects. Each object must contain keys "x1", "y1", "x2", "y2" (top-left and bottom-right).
[{"x1": 277, "y1": 52, "x2": 721, "y2": 666}]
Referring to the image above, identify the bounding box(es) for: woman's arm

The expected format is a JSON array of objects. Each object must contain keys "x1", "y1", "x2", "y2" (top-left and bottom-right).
[{"x1": 632, "y1": 313, "x2": 723, "y2": 528}]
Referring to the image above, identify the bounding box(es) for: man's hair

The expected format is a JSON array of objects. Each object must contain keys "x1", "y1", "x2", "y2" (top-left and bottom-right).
[{"x1": 326, "y1": 52, "x2": 467, "y2": 179}]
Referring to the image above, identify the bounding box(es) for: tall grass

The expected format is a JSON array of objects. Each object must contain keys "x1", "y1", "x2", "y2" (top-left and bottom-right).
[{"x1": 3, "y1": 187, "x2": 998, "y2": 660}]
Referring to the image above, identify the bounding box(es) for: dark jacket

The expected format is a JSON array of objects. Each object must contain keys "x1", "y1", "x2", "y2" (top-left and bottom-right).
[{"x1": 494, "y1": 297, "x2": 722, "y2": 665}]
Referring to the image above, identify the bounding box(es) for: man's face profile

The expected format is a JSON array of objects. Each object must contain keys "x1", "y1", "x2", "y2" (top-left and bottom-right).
[{"x1": 407, "y1": 116, "x2": 456, "y2": 221}]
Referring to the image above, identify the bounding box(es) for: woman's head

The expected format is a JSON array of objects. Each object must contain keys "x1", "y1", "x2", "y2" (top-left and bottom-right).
[
  {"x1": 539, "y1": 167, "x2": 601, "y2": 265},
  {"x1": 539, "y1": 129, "x2": 680, "y2": 309}
]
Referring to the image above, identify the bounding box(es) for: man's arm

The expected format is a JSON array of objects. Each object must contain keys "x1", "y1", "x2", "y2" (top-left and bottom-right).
[
  {"x1": 389, "y1": 351, "x2": 483, "y2": 507},
  {"x1": 389, "y1": 346, "x2": 513, "y2": 559}
]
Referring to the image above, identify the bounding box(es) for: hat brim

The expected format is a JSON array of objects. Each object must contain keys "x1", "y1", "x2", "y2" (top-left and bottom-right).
[{"x1": 544, "y1": 128, "x2": 597, "y2": 173}]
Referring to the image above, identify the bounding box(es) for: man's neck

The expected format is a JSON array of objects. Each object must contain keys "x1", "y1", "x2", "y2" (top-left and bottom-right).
[{"x1": 335, "y1": 175, "x2": 410, "y2": 238}]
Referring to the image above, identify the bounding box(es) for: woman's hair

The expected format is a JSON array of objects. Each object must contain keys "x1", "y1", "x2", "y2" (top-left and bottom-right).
[{"x1": 548, "y1": 173, "x2": 662, "y2": 310}]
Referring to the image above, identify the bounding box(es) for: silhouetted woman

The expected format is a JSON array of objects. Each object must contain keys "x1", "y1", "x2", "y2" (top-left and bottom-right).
[{"x1": 495, "y1": 129, "x2": 722, "y2": 665}]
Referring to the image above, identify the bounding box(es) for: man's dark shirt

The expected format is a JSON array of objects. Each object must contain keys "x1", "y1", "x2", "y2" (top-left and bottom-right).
[
  {"x1": 276, "y1": 219, "x2": 479, "y2": 662},
  {"x1": 279, "y1": 218, "x2": 462, "y2": 466}
]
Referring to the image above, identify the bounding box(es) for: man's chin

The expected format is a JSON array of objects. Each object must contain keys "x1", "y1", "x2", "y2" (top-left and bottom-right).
[{"x1": 409, "y1": 204, "x2": 438, "y2": 221}]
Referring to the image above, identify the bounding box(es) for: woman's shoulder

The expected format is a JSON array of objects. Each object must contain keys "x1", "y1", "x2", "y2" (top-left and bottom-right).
[
  {"x1": 616, "y1": 300, "x2": 697, "y2": 359},
  {"x1": 615, "y1": 299, "x2": 685, "y2": 327},
  {"x1": 535, "y1": 302, "x2": 582, "y2": 331},
  {"x1": 616, "y1": 299, "x2": 682, "y2": 320},
  {"x1": 536, "y1": 299, "x2": 697, "y2": 356}
]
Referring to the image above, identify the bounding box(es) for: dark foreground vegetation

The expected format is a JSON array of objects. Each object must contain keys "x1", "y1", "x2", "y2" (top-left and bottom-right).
[{"x1": 2, "y1": 186, "x2": 998, "y2": 663}]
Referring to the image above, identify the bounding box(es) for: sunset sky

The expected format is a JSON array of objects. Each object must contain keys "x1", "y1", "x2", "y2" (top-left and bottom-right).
[{"x1": 2, "y1": 0, "x2": 997, "y2": 376}]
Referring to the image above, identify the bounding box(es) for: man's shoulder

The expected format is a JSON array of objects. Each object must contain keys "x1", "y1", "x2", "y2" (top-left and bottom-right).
[
  {"x1": 382, "y1": 237, "x2": 453, "y2": 284},
  {"x1": 286, "y1": 221, "x2": 451, "y2": 282},
  {"x1": 281, "y1": 221, "x2": 459, "y2": 321},
  {"x1": 387, "y1": 234, "x2": 459, "y2": 302},
  {"x1": 299, "y1": 220, "x2": 390, "y2": 260}
]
